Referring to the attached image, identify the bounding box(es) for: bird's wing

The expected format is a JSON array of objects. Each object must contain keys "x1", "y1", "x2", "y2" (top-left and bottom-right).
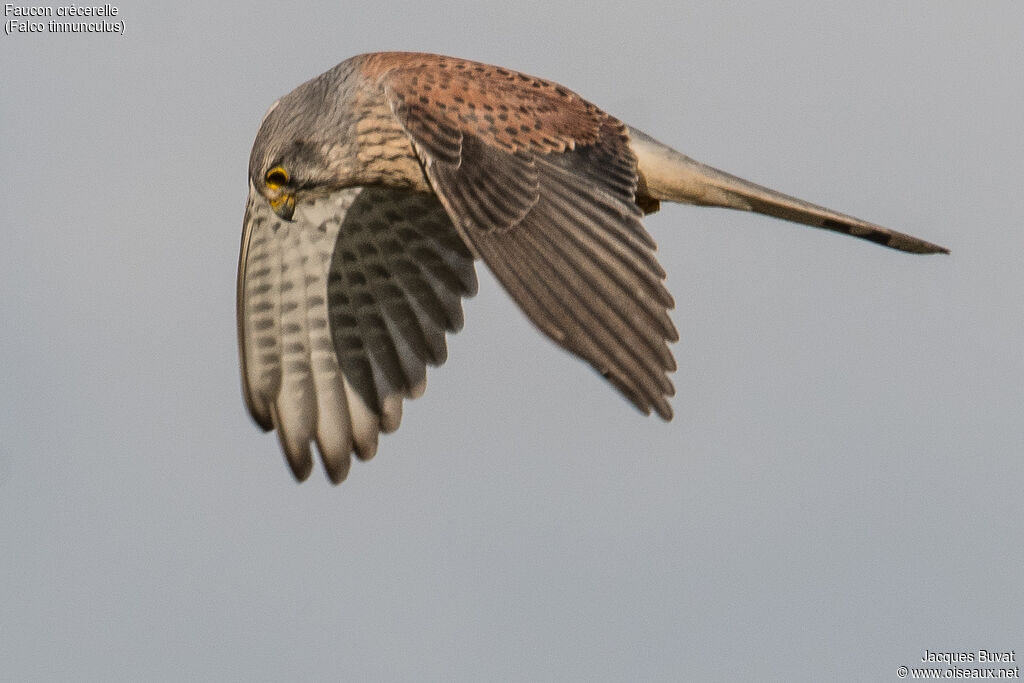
[
  {"x1": 237, "y1": 182, "x2": 476, "y2": 482},
  {"x1": 363, "y1": 52, "x2": 679, "y2": 419}
]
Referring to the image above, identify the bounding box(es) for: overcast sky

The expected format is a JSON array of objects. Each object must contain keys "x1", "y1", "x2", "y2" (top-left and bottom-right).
[{"x1": 2, "y1": 2, "x2": 1022, "y2": 681}]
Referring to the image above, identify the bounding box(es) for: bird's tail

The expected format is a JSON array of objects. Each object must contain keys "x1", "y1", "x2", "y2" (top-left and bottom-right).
[{"x1": 628, "y1": 126, "x2": 948, "y2": 255}]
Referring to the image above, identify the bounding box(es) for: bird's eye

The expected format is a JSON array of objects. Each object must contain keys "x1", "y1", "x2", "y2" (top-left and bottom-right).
[{"x1": 265, "y1": 166, "x2": 290, "y2": 189}]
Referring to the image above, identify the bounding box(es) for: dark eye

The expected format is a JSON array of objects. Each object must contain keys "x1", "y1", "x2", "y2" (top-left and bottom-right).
[{"x1": 265, "y1": 166, "x2": 290, "y2": 188}]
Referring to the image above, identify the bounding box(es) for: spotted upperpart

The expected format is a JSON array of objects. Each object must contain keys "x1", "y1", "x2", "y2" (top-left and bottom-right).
[{"x1": 359, "y1": 52, "x2": 609, "y2": 154}]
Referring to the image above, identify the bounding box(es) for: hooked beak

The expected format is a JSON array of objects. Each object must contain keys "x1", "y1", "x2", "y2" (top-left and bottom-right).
[{"x1": 269, "y1": 193, "x2": 295, "y2": 221}]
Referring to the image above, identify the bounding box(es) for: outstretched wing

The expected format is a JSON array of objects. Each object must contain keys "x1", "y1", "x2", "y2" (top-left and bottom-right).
[
  {"x1": 237, "y1": 183, "x2": 477, "y2": 483},
  {"x1": 362, "y1": 53, "x2": 678, "y2": 418}
]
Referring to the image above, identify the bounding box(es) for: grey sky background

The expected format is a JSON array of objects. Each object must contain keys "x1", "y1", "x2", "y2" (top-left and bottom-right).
[{"x1": 2, "y1": 2, "x2": 1021, "y2": 681}]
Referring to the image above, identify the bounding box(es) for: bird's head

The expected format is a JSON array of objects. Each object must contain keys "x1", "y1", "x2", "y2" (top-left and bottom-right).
[{"x1": 248, "y1": 96, "x2": 339, "y2": 221}]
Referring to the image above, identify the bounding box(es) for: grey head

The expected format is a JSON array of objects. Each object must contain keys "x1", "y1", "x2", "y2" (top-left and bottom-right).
[{"x1": 247, "y1": 60, "x2": 364, "y2": 220}]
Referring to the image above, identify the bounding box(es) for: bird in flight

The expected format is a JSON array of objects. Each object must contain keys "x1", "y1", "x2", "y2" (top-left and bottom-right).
[{"x1": 238, "y1": 52, "x2": 947, "y2": 484}]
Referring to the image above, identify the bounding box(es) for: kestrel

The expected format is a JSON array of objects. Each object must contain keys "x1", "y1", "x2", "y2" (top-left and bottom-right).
[{"x1": 238, "y1": 52, "x2": 947, "y2": 483}]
